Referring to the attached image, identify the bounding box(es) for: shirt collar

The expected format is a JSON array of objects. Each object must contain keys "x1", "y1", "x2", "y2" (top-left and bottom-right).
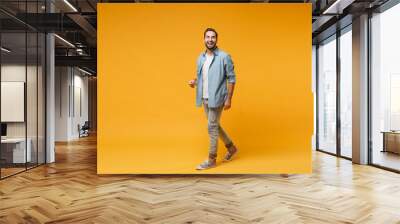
[{"x1": 202, "y1": 47, "x2": 219, "y2": 57}]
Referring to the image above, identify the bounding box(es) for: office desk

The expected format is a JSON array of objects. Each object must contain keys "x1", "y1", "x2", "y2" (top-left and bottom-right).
[
  {"x1": 381, "y1": 131, "x2": 400, "y2": 154},
  {"x1": 1, "y1": 138, "x2": 32, "y2": 164}
]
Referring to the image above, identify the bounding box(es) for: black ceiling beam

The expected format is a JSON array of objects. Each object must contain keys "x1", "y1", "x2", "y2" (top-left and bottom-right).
[
  {"x1": 1, "y1": 13, "x2": 85, "y2": 32},
  {"x1": 0, "y1": 18, "x2": 27, "y2": 31},
  {"x1": 56, "y1": 47, "x2": 97, "y2": 57},
  {"x1": 21, "y1": 13, "x2": 81, "y2": 32},
  {"x1": 55, "y1": 55, "x2": 96, "y2": 71}
]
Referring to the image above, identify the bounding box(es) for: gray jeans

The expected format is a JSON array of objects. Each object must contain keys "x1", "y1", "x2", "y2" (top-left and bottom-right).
[{"x1": 202, "y1": 98, "x2": 233, "y2": 159}]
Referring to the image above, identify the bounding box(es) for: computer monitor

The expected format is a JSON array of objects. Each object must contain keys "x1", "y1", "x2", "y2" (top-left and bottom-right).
[{"x1": 1, "y1": 123, "x2": 7, "y2": 137}]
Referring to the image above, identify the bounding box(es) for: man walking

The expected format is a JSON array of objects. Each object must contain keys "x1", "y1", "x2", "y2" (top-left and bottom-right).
[{"x1": 188, "y1": 28, "x2": 238, "y2": 170}]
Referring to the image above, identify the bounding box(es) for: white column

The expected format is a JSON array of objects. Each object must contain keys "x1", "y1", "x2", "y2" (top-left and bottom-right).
[
  {"x1": 352, "y1": 14, "x2": 369, "y2": 164},
  {"x1": 45, "y1": 0, "x2": 56, "y2": 163},
  {"x1": 46, "y1": 32, "x2": 55, "y2": 163}
]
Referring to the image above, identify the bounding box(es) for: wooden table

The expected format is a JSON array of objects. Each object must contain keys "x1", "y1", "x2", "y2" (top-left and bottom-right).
[{"x1": 381, "y1": 131, "x2": 400, "y2": 154}]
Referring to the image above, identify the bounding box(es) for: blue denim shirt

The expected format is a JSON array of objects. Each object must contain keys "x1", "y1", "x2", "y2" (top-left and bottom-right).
[{"x1": 196, "y1": 48, "x2": 236, "y2": 108}]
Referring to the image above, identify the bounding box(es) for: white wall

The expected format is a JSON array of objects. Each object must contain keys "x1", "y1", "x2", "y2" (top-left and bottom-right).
[
  {"x1": 72, "y1": 73, "x2": 89, "y2": 138},
  {"x1": 55, "y1": 67, "x2": 89, "y2": 141},
  {"x1": 55, "y1": 66, "x2": 70, "y2": 141},
  {"x1": 1, "y1": 65, "x2": 40, "y2": 138},
  {"x1": 1, "y1": 65, "x2": 26, "y2": 136}
]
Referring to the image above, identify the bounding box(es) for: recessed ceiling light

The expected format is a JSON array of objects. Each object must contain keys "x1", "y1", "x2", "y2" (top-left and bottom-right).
[
  {"x1": 78, "y1": 67, "x2": 93, "y2": 76},
  {"x1": 63, "y1": 0, "x2": 78, "y2": 12},
  {"x1": 1, "y1": 47, "x2": 11, "y2": 53},
  {"x1": 54, "y1": 34, "x2": 75, "y2": 48},
  {"x1": 322, "y1": 0, "x2": 354, "y2": 15}
]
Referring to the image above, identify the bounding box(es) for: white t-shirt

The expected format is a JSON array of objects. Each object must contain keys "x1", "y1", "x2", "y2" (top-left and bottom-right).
[{"x1": 202, "y1": 53, "x2": 214, "y2": 99}]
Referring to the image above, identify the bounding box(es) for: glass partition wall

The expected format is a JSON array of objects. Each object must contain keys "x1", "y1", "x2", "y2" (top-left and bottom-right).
[
  {"x1": 316, "y1": 26, "x2": 353, "y2": 159},
  {"x1": 0, "y1": 1, "x2": 46, "y2": 179}
]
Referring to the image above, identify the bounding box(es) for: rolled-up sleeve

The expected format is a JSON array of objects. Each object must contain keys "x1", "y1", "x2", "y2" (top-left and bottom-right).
[{"x1": 224, "y1": 54, "x2": 236, "y2": 83}]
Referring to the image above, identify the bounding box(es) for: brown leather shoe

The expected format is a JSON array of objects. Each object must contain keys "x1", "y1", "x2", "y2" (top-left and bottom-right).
[{"x1": 224, "y1": 143, "x2": 238, "y2": 162}]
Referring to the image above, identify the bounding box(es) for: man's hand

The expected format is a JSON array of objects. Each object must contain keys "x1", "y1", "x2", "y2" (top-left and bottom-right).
[
  {"x1": 188, "y1": 79, "x2": 197, "y2": 88},
  {"x1": 224, "y1": 83, "x2": 235, "y2": 110},
  {"x1": 224, "y1": 99, "x2": 231, "y2": 110}
]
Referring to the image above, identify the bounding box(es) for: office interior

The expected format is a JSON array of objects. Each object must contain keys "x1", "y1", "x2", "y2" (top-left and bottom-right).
[
  {"x1": 314, "y1": 1, "x2": 400, "y2": 172},
  {"x1": 0, "y1": 0, "x2": 97, "y2": 179},
  {"x1": 0, "y1": 0, "x2": 400, "y2": 222}
]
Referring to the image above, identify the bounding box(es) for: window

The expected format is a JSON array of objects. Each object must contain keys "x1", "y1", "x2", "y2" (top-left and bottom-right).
[
  {"x1": 371, "y1": 3, "x2": 400, "y2": 171},
  {"x1": 339, "y1": 27, "x2": 352, "y2": 158},
  {"x1": 317, "y1": 35, "x2": 337, "y2": 154}
]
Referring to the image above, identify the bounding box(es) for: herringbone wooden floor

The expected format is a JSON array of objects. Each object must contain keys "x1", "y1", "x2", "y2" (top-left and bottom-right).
[{"x1": 1, "y1": 135, "x2": 400, "y2": 224}]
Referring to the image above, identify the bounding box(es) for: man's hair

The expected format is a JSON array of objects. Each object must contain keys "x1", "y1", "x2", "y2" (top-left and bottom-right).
[{"x1": 204, "y1": 28, "x2": 218, "y2": 38}]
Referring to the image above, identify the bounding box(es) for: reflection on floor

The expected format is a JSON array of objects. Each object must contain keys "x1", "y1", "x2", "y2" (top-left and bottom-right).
[
  {"x1": 0, "y1": 163, "x2": 42, "y2": 178},
  {"x1": 0, "y1": 167, "x2": 25, "y2": 178},
  {"x1": 373, "y1": 150, "x2": 400, "y2": 170}
]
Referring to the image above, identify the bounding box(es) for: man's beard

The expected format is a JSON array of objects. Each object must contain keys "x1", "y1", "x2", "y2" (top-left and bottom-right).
[{"x1": 205, "y1": 42, "x2": 216, "y2": 50}]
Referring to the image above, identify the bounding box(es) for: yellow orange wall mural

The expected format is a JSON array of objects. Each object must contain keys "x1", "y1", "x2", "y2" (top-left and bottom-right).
[{"x1": 98, "y1": 3, "x2": 313, "y2": 174}]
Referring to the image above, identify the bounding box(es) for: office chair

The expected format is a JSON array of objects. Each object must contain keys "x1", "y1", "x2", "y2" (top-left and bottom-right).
[{"x1": 79, "y1": 121, "x2": 90, "y2": 138}]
